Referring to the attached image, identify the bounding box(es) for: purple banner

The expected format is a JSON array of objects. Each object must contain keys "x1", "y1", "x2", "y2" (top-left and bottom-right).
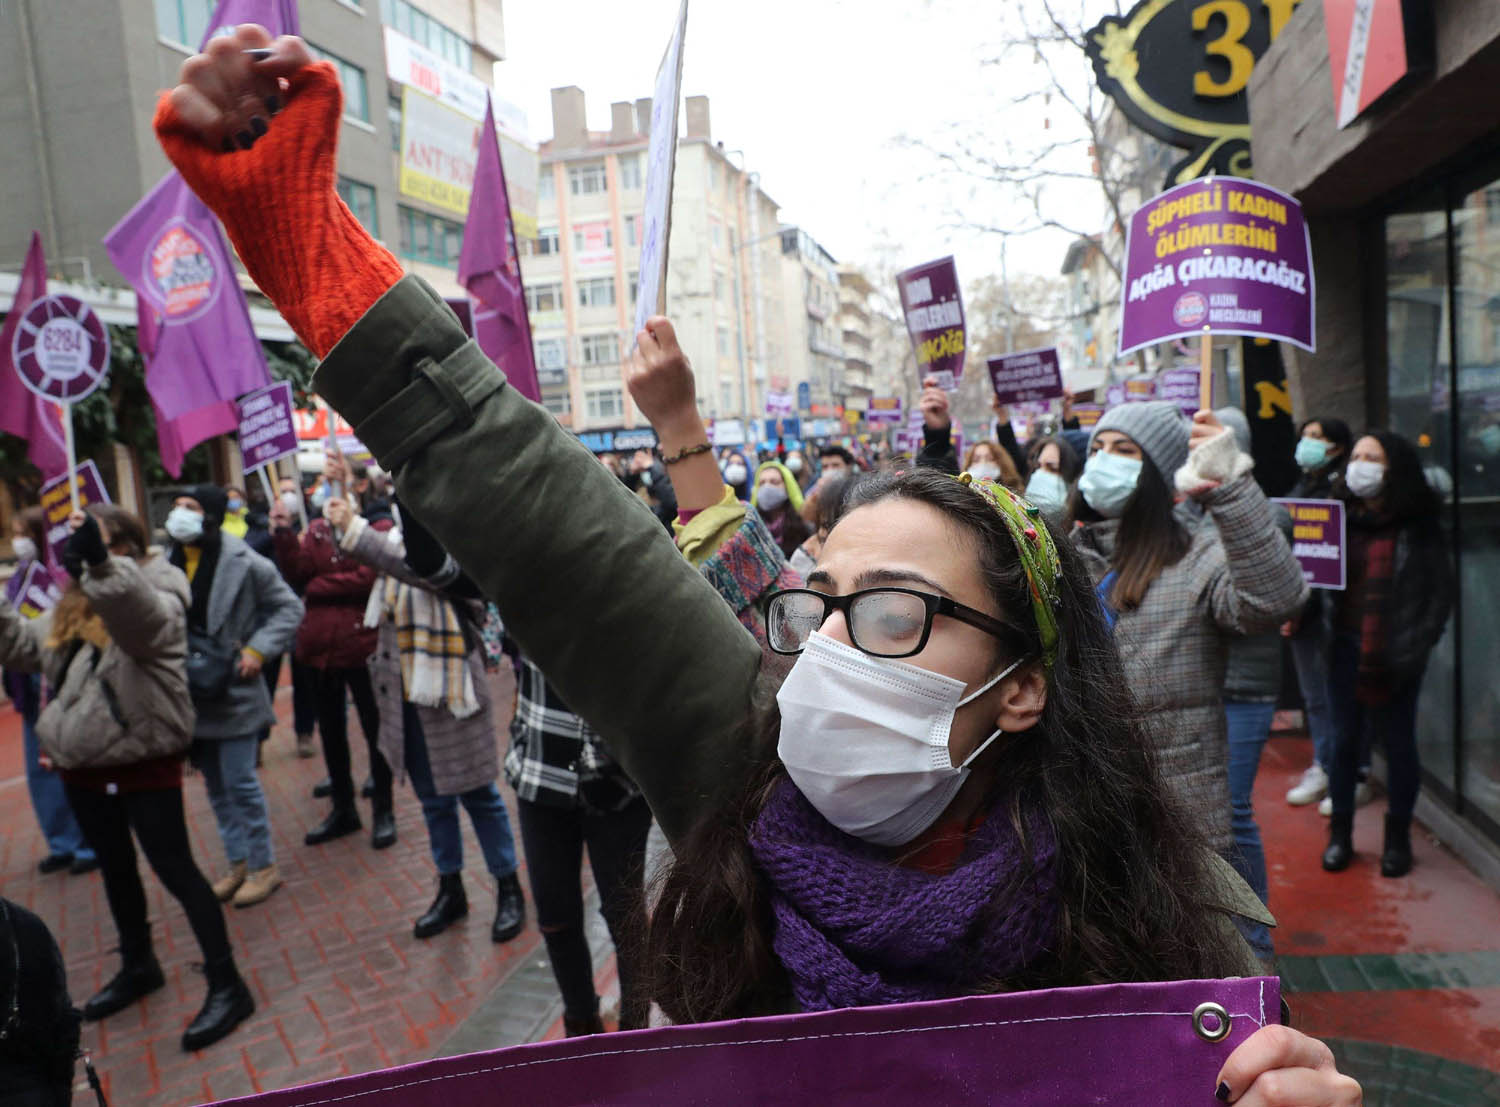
[
  {"x1": 988, "y1": 346, "x2": 1063, "y2": 406},
  {"x1": 0, "y1": 233, "x2": 69, "y2": 478},
  {"x1": 765, "y1": 391, "x2": 794, "y2": 416},
  {"x1": 1124, "y1": 378, "x2": 1156, "y2": 403},
  {"x1": 1272, "y1": 498, "x2": 1346, "y2": 590},
  {"x1": 1119, "y1": 176, "x2": 1314, "y2": 355},
  {"x1": 217, "y1": 978, "x2": 1276, "y2": 1106},
  {"x1": 866, "y1": 396, "x2": 904, "y2": 425},
  {"x1": 11, "y1": 560, "x2": 62, "y2": 619},
  {"x1": 897, "y1": 257, "x2": 966, "y2": 391},
  {"x1": 237, "y1": 381, "x2": 299, "y2": 471},
  {"x1": 38, "y1": 461, "x2": 111, "y2": 570},
  {"x1": 1156, "y1": 366, "x2": 1205, "y2": 414}
]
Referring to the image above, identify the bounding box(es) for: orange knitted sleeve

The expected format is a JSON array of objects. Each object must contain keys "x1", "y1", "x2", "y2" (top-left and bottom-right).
[{"x1": 153, "y1": 62, "x2": 404, "y2": 358}]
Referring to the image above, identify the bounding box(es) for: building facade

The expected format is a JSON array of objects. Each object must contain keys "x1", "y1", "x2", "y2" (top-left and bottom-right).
[
  {"x1": 778, "y1": 226, "x2": 843, "y2": 414},
  {"x1": 1250, "y1": 0, "x2": 1500, "y2": 877},
  {"x1": 836, "y1": 264, "x2": 876, "y2": 418}
]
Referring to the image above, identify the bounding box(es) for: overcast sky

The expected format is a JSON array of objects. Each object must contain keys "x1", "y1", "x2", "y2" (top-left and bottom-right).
[{"x1": 493, "y1": 0, "x2": 1106, "y2": 289}]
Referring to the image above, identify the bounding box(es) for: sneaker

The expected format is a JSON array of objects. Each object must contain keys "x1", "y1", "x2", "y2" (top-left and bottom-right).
[
  {"x1": 211, "y1": 861, "x2": 248, "y2": 902},
  {"x1": 232, "y1": 865, "x2": 282, "y2": 908},
  {"x1": 1317, "y1": 780, "x2": 1372, "y2": 818},
  {"x1": 1286, "y1": 764, "x2": 1328, "y2": 806}
]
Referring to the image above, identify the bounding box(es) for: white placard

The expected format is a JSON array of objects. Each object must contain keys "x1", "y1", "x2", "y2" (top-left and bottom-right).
[{"x1": 632, "y1": 0, "x2": 689, "y2": 337}]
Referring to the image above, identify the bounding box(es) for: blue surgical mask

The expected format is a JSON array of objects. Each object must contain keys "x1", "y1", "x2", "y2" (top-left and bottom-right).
[
  {"x1": 1294, "y1": 436, "x2": 1329, "y2": 471},
  {"x1": 1024, "y1": 469, "x2": 1069, "y2": 514},
  {"x1": 1078, "y1": 451, "x2": 1143, "y2": 518},
  {"x1": 226, "y1": 497, "x2": 244, "y2": 513}
]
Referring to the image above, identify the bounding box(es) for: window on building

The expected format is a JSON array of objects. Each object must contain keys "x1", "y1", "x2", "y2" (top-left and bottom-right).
[
  {"x1": 535, "y1": 226, "x2": 561, "y2": 256},
  {"x1": 380, "y1": 0, "x2": 472, "y2": 70},
  {"x1": 618, "y1": 153, "x2": 643, "y2": 190},
  {"x1": 714, "y1": 271, "x2": 727, "y2": 301},
  {"x1": 585, "y1": 387, "x2": 625, "y2": 420},
  {"x1": 569, "y1": 163, "x2": 608, "y2": 196},
  {"x1": 307, "y1": 44, "x2": 369, "y2": 122},
  {"x1": 728, "y1": 227, "x2": 737, "y2": 252},
  {"x1": 573, "y1": 226, "x2": 614, "y2": 254},
  {"x1": 397, "y1": 205, "x2": 463, "y2": 266},
  {"x1": 336, "y1": 178, "x2": 379, "y2": 237},
  {"x1": 627, "y1": 270, "x2": 639, "y2": 304},
  {"x1": 717, "y1": 326, "x2": 730, "y2": 356},
  {"x1": 539, "y1": 171, "x2": 556, "y2": 202},
  {"x1": 709, "y1": 160, "x2": 721, "y2": 190},
  {"x1": 387, "y1": 96, "x2": 402, "y2": 153},
  {"x1": 720, "y1": 380, "x2": 734, "y2": 412},
  {"x1": 525, "y1": 282, "x2": 564, "y2": 314},
  {"x1": 577, "y1": 277, "x2": 617, "y2": 309},
  {"x1": 543, "y1": 392, "x2": 572, "y2": 417},
  {"x1": 624, "y1": 214, "x2": 639, "y2": 249},
  {"x1": 712, "y1": 221, "x2": 724, "y2": 249},
  {"x1": 155, "y1": 0, "x2": 216, "y2": 48},
  {"x1": 580, "y1": 333, "x2": 620, "y2": 366},
  {"x1": 535, "y1": 337, "x2": 567, "y2": 370}
]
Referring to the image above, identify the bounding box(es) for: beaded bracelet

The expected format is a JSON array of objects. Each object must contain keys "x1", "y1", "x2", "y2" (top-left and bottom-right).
[{"x1": 662, "y1": 441, "x2": 713, "y2": 465}]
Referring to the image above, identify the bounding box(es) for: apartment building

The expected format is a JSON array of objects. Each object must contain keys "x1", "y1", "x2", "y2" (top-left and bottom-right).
[
  {"x1": 835, "y1": 264, "x2": 875, "y2": 416},
  {"x1": 778, "y1": 226, "x2": 843, "y2": 414}
]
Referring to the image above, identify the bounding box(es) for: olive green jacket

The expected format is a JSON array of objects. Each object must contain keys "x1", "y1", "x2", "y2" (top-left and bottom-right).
[{"x1": 313, "y1": 276, "x2": 1272, "y2": 968}]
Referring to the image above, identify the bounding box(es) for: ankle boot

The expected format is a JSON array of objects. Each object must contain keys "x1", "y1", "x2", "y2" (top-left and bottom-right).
[
  {"x1": 492, "y1": 872, "x2": 526, "y2": 943},
  {"x1": 83, "y1": 950, "x2": 165, "y2": 1020},
  {"x1": 371, "y1": 807, "x2": 397, "y2": 850},
  {"x1": 1322, "y1": 812, "x2": 1355, "y2": 872},
  {"x1": 311, "y1": 776, "x2": 333, "y2": 799},
  {"x1": 414, "y1": 873, "x2": 468, "y2": 939},
  {"x1": 1381, "y1": 813, "x2": 1413, "y2": 878},
  {"x1": 181, "y1": 957, "x2": 255, "y2": 1052},
  {"x1": 563, "y1": 1011, "x2": 606, "y2": 1037},
  {"x1": 304, "y1": 804, "x2": 361, "y2": 846}
]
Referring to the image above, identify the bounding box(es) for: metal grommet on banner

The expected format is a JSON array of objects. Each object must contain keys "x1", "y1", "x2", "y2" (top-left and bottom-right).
[{"x1": 1192, "y1": 1001, "x2": 1232, "y2": 1043}]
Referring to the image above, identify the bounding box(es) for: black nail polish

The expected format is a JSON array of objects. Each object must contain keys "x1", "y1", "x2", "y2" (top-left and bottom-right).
[
  {"x1": 221, "y1": 136, "x2": 235, "y2": 154},
  {"x1": 235, "y1": 130, "x2": 254, "y2": 150},
  {"x1": 243, "y1": 47, "x2": 274, "y2": 60},
  {"x1": 1215, "y1": 1082, "x2": 1231, "y2": 1102},
  {"x1": 266, "y1": 94, "x2": 281, "y2": 115},
  {"x1": 249, "y1": 115, "x2": 268, "y2": 137}
]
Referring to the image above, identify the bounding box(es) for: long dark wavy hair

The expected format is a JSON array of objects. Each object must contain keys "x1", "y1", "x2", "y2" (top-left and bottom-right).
[
  {"x1": 645, "y1": 468, "x2": 1247, "y2": 1024},
  {"x1": 1338, "y1": 428, "x2": 1442, "y2": 525},
  {"x1": 1069, "y1": 452, "x2": 1190, "y2": 611}
]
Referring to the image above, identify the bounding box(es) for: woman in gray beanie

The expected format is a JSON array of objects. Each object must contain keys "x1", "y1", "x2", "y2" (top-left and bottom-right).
[{"x1": 1070, "y1": 401, "x2": 1308, "y2": 868}]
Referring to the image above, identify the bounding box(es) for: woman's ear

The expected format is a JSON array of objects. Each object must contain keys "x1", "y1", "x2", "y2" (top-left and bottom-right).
[{"x1": 994, "y1": 662, "x2": 1047, "y2": 733}]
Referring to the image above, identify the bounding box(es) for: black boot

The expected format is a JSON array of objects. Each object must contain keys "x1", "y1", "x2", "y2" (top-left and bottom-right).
[
  {"x1": 181, "y1": 957, "x2": 255, "y2": 1052},
  {"x1": 1322, "y1": 812, "x2": 1355, "y2": 872},
  {"x1": 83, "y1": 951, "x2": 165, "y2": 1020},
  {"x1": 371, "y1": 807, "x2": 397, "y2": 850},
  {"x1": 413, "y1": 874, "x2": 468, "y2": 939},
  {"x1": 562, "y1": 1011, "x2": 606, "y2": 1037},
  {"x1": 311, "y1": 777, "x2": 333, "y2": 799},
  {"x1": 304, "y1": 804, "x2": 361, "y2": 846},
  {"x1": 361, "y1": 775, "x2": 375, "y2": 800},
  {"x1": 492, "y1": 872, "x2": 526, "y2": 943},
  {"x1": 1381, "y1": 813, "x2": 1413, "y2": 878}
]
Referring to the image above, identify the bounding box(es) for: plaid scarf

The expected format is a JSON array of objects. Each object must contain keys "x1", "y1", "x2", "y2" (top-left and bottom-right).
[
  {"x1": 365, "y1": 576, "x2": 478, "y2": 718},
  {"x1": 1356, "y1": 528, "x2": 1397, "y2": 706}
]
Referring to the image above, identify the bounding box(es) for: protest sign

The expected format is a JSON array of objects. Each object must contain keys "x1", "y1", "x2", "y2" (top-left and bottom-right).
[
  {"x1": 896, "y1": 257, "x2": 966, "y2": 391},
  {"x1": 633, "y1": 0, "x2": 689, "y2": 336},
  {"x1": 988, "y1": 346, "x2": 1064, "y2": 406},
  {"x1": 1272, "y1": 498, "x2": 1347, "y2": 590},
  {"x1": 399, "y1": 87, "x2": 480, "y2": 216},
  {"x1": 1156, "y1": 366, "x2": 1207, "y2": 414},
  {"x1": 1125, "y1": 378, "x2": 1156, "y2": 402},
  {"x1": 216, "y1": 977, "x2": 1276, "y2": 1107},
  {"x1": 236, "y1": 382, "x2": 299, "y2": 472},
  {"x1": 12, "y1": 561, "x2": 62, "y2": 619},
  {"x1": 765, "y1": 391, "x2": 794, "y2": 416},
  {"x1": 39, "y1": 461, "x2": 111, "y2": 569},
  {"x1": 1119, "y1": 176, "x2": 1315, "y2": 356},
  {"x1": 1071, "y1": 402, "x2": 1105, "y2": 428},
  {"x1": 866, "y1": 396, "x2": 904, "y2": 425}
]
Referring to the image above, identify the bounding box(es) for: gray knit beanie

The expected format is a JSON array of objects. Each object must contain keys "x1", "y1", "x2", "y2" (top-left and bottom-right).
[{"x1": 1091, "y1": 401, "x2": 1191, "y2": 479}]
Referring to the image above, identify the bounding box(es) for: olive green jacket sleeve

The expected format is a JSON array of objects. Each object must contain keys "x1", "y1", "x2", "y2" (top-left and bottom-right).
[{"x1": 312, "y1": 276, "x2": 764, "y2": 845}]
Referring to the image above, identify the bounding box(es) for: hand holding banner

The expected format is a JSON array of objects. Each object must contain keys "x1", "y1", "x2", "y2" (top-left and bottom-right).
[{"x1": 633, "y1": 0, "x2": 689, "y2": 337}]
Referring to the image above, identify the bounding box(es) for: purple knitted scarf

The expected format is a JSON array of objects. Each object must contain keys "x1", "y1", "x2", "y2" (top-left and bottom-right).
[{"x1": 748, "y1": 778, "x2": 1059, "y2": 1012}]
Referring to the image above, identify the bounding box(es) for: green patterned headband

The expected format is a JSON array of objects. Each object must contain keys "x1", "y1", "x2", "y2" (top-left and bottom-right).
[{"x1": 954, "y1": 472, "x2": 1064, "y2": 673}]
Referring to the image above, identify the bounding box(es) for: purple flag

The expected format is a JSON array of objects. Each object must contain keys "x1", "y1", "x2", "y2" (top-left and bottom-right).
[
  {"x1": 0, "y1": 233, "x2": 69, "y2": 478},
  {"x1": 457, "y1": 96, "x2": 541, "y2": 403},
  {"x1": 199, "y1": 0, "x2": 299, "y2": 42}
]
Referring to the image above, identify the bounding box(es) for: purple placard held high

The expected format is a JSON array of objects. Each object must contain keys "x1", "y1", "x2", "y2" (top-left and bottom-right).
[
  {"x1": 236, "y1": 381, "x2": 299, "y2": 473},
  {"x1": 866, "y1": 396, "x2": 903, "y2": 425},
  {"x1": 38, "y1": 461, "x2": 110, "y2": 571},
  {"x1": 897, "y1": 257, "x2": 966, "y2": 391},
  {"x1": 1119, "y1": 176, "x2": 1315, "y2": 356},
  {"x1": 1156, "y1": 367, "x2": 1206, "y2": 414},
  {"x1": 988, "y1": 346, "x2": 1063, "y2": 406},
  {"x1": 1272, "y1": 498, "x2": 1347, "y2": 590}
]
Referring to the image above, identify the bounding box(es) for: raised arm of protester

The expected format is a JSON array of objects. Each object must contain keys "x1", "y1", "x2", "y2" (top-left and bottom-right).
[{"x1": 916, "y1": 377, "x2": 959, "y2": 474}]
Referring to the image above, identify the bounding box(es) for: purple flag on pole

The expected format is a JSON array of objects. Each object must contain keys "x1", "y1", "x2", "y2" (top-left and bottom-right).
[
  {"x1": 457, "y1": 95, "x2": 541, "y2": 403},
  {"x1": 0, "y1": 233, "x2": 69, "y2": 478}
]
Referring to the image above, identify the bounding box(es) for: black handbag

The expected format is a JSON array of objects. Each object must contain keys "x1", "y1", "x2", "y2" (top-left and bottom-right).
[{"x1": 186, "y1": 629, "x2": 237, "y2": 700}]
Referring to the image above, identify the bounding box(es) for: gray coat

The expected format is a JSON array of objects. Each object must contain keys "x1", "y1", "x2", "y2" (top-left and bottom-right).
[
  {"x1": 339, "y1": 516, "x2": 499, "y2": 796},
  {"x1": 1222, "y1": 503, "x2": 1294, "y2": 703},
  {"x1": 185, "y1": 533, "x2": 304, "y2": 739},
  {"x1": 1075, "y1": 473, "x2": 1309, "y2": 853}
]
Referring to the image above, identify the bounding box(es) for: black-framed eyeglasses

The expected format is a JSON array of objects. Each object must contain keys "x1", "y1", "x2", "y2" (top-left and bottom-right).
[{"x1": 763, "y1": 587, "x2": 1027, "y2": 659}]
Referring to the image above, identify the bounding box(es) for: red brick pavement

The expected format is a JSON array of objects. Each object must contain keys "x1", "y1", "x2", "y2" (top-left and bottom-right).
[{"x1": 0, "y1": 668, "x2": 553, "y2": 1106}]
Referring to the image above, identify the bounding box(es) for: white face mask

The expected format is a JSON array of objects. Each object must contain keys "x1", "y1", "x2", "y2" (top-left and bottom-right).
[
  {"x1": 968, "y1": 461, "x2": 1002, "y2": 482},
  {"x1": 1345, "y1": 459, "x2": 1386, "y2": 500},
  {"x1": 165, "y1": 506, "x2": 205, "y2": 544},
  {"x1": 1077, "y1": 451, "x2": 1143, "y2": 518},
  {"x1": 776, "y1": 632, "x2": 1024, "y2": 847},
  {"x1": 757, "y1": 483, "x2": 789, "y2": 512},
  {"x1": 280, "y1": 491, "x2": 302, "y2": 515},
  {"x1": 11, "y1": 537, "x2": 38, "y2": 563},
  {"x1": 1024, "y1": 469, "x2": 1069, "y2": 514},
  {"x1": 787, "y1": 456, "x2": 804, "y2": 473},
  {"x1": 723, "y1": 463, "x2": 748, "y2": 486}
]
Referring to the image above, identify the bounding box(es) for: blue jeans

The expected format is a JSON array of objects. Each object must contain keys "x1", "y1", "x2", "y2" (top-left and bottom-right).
[
  {"x1": 21, "y1": 688, "x2": 92, "y2": 861},
  {"x1": 1327, "y1": 632, "x2": 1422, "y2": 819},
  {"x1": 1224, "y1": 699, "x2": 1275, "y2": 960},
  {"x1": 1289, "y1": 632, "x2": 1338, "y2": 771},
  {"x1": 403, "y1": 703, "x2": 517, "y2": 878},
  {"x1": 191, "y1": 734, "x2": 275, "y2": 869}
]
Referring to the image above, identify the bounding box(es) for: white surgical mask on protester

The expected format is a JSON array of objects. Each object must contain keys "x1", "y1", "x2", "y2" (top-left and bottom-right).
[
  {"x1": 724, "y1": 463, "x2": 748, "y2": 486},
  {"x1": 1294, "y1": 436, "x2": 1329, "y2": 471},
  {"x1": 1024, "y1": 469, "x2": 1069, "y2": 514},
  {"x1": 280, "y1": 491, "x2": 302, "y2": 515},
  {"x1": 787, "y1": 456, "x2": 804, "y2": 474},
  {"x1": 165, "y1": 506, "x2": 204, "y2": 544},
  {"x1": 1345, "y1": 459, "x2": 1386, "y2": 500},
  {"x1": 757, "y1": 484, "x2": 789, "y2": 512},
  {"x1": 1077, "y1": 451, "x2": 1143, "y2": 518},
  {"x1": 776, "y1": 632, "x2": 1024, "y2": 846},
  {"x1": 968, "y1": 461, "x2": 1002, "y2": 482},
  {"x1": 11, "y1": 537, "x2": 37, "y2": 564}
]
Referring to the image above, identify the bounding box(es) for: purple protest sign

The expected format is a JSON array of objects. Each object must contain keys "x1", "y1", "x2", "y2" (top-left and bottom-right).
[
  {"x1": 1119, "y1": 176, "x2": 1315, "y2": 355},
  {"x1": 897, "y1": 257, "x2": 966, "y2": 391},
  {"x1": 1124, "y1": 378, "x2": 1157, "y2": 403},
  {"x1": 215, "y1": 978, "x2": 1277, "y2": 1106},
  {"x1": 1156, "y1": 366, "x2": 1207, "y2": 414},
  {"x1": 10, "y1": 561, "x2": 62, "y2": 619},
  {"x1": 765, "y1": 391, "x2": 794, "y2": 416},
  {"x1": 236, "y1": 382, "x2": 299, "y2": 472},
  {"x1": 988, "y1": 346, "x2": 1063, "y2": 406},
  {"x1": 38, "y1": 461, "x2": 111, "y2": 570},
  {"x1": 1273, "y1": 498, "x2": 1346, "y2": 590},
  {"x1": 10, "y1": 294, "x2": 111, "y2": 403},
  {"x1": 866, "y1": 396, "x2": 903, "y2": 425}
]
